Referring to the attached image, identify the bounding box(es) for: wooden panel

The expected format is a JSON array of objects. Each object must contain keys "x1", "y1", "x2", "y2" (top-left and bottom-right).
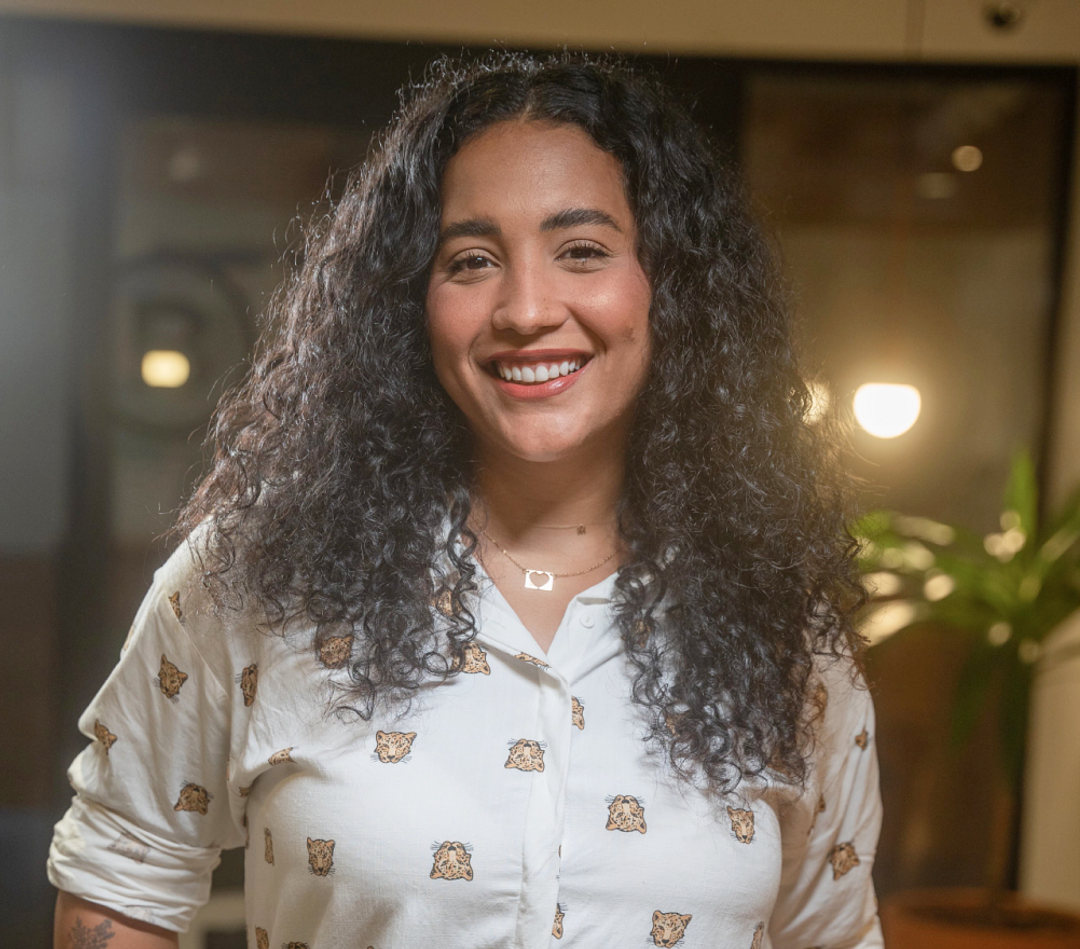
[{"x1": 0, "y1": 0, "x2": 911, "y2": 58}]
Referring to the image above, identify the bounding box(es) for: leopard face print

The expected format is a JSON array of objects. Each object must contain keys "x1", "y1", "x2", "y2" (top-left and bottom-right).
[
  {"x1": 855, "y1": 727, "x2": 870, "y2": 750},
  {"x1": 255, "y1": 927, "x2": 269, "y2": 949},
  {"x1": 552, "y1": 904, "x2": 565, "y2": 939},
  {"x1": 268, "y1": 747, "x2": 293, "y2": 766},
  {"x1": 374, "y1": 730, "x2": 416, "y2": 763},
  {"x1": 318, "y1": 635, "x2": 354, "y2": 669},
  {"x1": 94, "y1": 720, "x2": 117, "y2": 755},
  {"x1": 750, "y1": 921, "x2": 764, "y2": 949},
  {"x1": 173, "y1": 783, "x2": 209, "y2": 815},
  {"x1": 651, "y1": 911, "x2": 692, "y2": 947},
  {"x1": 263, "y1": 827, "x2": 274, "y2": 865},
  {"x1": 239, "y1": 663, "x2": 258, "y2": 707},
  {"x1": 513, "y1": 652, "x2": 549, "y2": 669},
  {"x1": 606, "y1": 795, "x2": 647, "y2": 834},
  {"x1": 450, "y1": 641, "x2": 491, "y2": 675},
  {"x1": 726, "y1": 806, "x2": 755, "y2": 844},
  {"x1": 157, "y1": 654, "x2": 188, "y2": 699},
  {"x1": 168, "y1": 591, "x2": 183, "y2": 621},
  {"x1": 430, "y1": 841, "x2": 473, "y2": 881},
  {"x1": 571, "y1": 696, "x2": 585, "y2": 730},
  {"x1": 829, "y1": 841, "x2": 860, "y2": 879},
  {"x1": 505, "y1": 739, "x2": 545, "y2": 772},
  {"x1": 307, "y1": 837, "x2": 335, "y2": 876}
]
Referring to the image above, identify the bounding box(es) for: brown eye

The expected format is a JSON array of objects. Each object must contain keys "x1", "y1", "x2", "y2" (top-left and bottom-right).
[{"x1": 448, "y1": 253, "x2": 493, "y2": 275}]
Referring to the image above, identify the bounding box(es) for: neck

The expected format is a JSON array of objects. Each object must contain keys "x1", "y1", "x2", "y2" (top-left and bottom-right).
[{"x1": 472, "y1": 441, "x2": 625, "y2": 544}]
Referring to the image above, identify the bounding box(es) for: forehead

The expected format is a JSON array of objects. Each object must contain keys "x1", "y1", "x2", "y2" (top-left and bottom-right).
[{"x1": 440, "y1": 120, "x2": 630, "y2": 222}]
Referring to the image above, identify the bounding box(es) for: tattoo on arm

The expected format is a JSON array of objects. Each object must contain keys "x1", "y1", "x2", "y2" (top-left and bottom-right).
[{"x1": 68, "y1": 917, "x2": 116, "y2": 949}]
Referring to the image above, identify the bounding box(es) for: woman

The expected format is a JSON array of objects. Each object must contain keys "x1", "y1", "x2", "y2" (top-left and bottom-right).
[{"x1": 50, "y1": 53, "x2": 882, "y2": 948}]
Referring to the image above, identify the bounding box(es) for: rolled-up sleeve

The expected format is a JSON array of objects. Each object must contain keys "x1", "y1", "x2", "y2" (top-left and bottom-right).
[
  {"x1": 769, "y1": 663, "x2": 884, "y2": 949},
  {"x1": 48, "y1": 570, "x2": 245, "y2": 933}
]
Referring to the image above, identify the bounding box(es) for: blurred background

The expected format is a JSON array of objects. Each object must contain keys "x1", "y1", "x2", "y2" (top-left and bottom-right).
[{"x1": 1, "y1": 1, "x2": 1078, "y2": 946}]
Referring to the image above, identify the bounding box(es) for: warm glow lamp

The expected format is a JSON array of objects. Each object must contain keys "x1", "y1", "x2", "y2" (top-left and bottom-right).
[
  {"x1": 141, "y1": 349, "x2": 191, "y2": 388},
  {"x1": 853, "y1": 383, "x2": 921, "y2": 438}
]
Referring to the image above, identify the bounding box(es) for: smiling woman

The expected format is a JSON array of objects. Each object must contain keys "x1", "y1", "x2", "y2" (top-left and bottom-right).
[{"x1": 49, "y1": 53, "x2": 882, "y2": 949}]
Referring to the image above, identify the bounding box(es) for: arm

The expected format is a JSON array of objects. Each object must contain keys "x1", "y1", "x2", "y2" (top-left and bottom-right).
[
  {"x1": 54, "y1": 893, "x2": 177, "y2": 949},
  {"x1": 769, "y1": 662, "x2": 884, "y2": 949}
]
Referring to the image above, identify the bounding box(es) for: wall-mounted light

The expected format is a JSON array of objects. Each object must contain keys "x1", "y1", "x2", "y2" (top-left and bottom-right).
[
  {"x1": 141, "y1": 349, "x2": 191, "y2": 388},
  {"x1": 853, "y1": 383, "x2": 921, "y2": 438},
  {"x1": 951, "y1": 145, "x2": 983, "y2": 172}
]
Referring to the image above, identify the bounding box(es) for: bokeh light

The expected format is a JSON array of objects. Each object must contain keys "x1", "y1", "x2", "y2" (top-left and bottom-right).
[{"x1": 853, "y1": 383, "x2": 922, "y2": 438}]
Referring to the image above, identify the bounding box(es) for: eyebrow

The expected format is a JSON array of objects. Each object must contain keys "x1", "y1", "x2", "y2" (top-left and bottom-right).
[{"x1": 437, "y1": 207, "x2": 622, "y2": 245}]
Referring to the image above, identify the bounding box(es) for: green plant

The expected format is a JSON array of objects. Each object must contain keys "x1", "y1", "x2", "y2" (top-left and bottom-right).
[{"x1": 852, "y1": 449, "x2": 1080, "y2": 895}]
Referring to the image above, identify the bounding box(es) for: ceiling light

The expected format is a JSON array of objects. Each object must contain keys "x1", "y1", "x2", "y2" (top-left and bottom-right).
[{"x1": 951, "y1": 145, "x2": 983, "y2": 172}]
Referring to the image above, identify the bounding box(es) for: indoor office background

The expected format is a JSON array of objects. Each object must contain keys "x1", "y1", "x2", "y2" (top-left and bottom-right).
[{"x1": 1, "y1": 3, "x2": 1079, "y2": 947}]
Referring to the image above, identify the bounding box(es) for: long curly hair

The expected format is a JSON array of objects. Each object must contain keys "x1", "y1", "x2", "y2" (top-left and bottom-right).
[{"x1": 177, "y1": 51, "x2": 866, "y2": 794}]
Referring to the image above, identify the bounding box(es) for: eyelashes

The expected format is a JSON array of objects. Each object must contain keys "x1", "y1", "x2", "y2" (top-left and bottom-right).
[{"x1": 444, "y1": 241, "x2": 612, "y2": 277}]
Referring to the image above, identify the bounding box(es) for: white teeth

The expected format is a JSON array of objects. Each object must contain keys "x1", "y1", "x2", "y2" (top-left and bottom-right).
[{"x1": 494, "y1": 358, "x2": 586, "y2": 383}]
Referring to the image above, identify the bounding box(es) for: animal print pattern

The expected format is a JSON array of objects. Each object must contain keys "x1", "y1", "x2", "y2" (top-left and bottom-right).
[
  {"x1": 157, "y1": 654, "x2": 188, "y2": 699},
  {"x1": 107, "y1": 832, "x2": 149, "y2": 863},
  {"x1": 94, "y1": 720, "x2": 117, "y2": 755},
  {"x1": 553, "y1": 904, "x2": 564, "y2": 939},
  {"x1": 651, "y1": 910, "x2": 692, "y2": 947},
  {"x1": 430, "y1": 841, "x2": 474, "y2": 881},
  {"x1": 374, "y1": 731, "x2": 416, "y2": 763},
  {"x1": 263, "y1": 827, "x2": 274, "y2": 864},
  {"x1": 633, "y1": 617, "x2": 654, "y2": 648},
  {"x1": 513, "y1": 652, "x2": 549, "y2": 669},
  {"x1": 750, "y1": 921, "x2": 764, "y2": 949},
  {"x1": 254, "y1": 928, "x2": 268, "y2": 949},
  {"x1": 505, "y1": 739, "x2": 545, "y2": 772},
  {"x1": 855, "y1": 727, "x2": 870, "y2": 750},
  {"x1": 451, "y1": 641, "x2": 491, "y2": 675},
  {"x1": 726, "y1": 806, "x2": 755, "y2": 844},
  {"x1": 434, "y1": 588, "x2": 455, "y2": 617},
  {"x1": 238, "y1": 785, "x2": 252, "y2": 797},
  {"x1": 571, "y1": 696, "x2": 585, "y2": 730},
  {"x1": 168, "y1": 591, "x2": 183, "y2": 621},
  {"x1": 284, "y1": 943, "x2": 309, "y2": 949},
  {"x1": 318, "y1": 635, "x2": 353, "y2": 669},
  {"x1": 307, "y1": 837, "x2": 335, "y2": 876},
  {"x1": 606, "y1": 795, "x2": 647, "y2": 834},
  {"x1": 829, "y1": 841, "x2": 860, "y2": 879},
  {"x1": 817, "y1": 793, "x2": 826, "y2": 813},
  {"x1": 240, "y1": 663, "x2": 258, "y2": 707},
  {"x1": 268, "y1": 747, "x2": 293, "y2": 766},
  {"x1": 173, "y1": 783, "x2": 209, "y2": 815}
]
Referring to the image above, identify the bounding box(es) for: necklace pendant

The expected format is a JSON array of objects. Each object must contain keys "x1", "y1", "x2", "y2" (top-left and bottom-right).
[{"x1": 524, "y1": 570, "x2": 555, "y2": 592}]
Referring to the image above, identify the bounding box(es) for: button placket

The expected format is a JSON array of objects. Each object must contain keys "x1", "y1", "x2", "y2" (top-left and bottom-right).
[{"x1": 513, "y1": 665, "x2": 573, "y2": 949}]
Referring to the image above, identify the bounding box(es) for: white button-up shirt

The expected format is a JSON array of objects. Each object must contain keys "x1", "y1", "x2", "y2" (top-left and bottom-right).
[{"x1": 49, "y1": 541, "x2": 884, "y2": 949}]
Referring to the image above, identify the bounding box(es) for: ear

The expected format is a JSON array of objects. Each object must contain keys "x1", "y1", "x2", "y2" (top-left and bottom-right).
[
  {"x1": 405, "y1": 732, "x2": 417, "y2": 740},
  {"x1": 376, "y1": 730, "x2": 386, "y2": 740},
  {"x1": 327, "y1": 839, "x2": 336, "y2": 853},
  {"x1": 726, "y1": 805, "x2": 734, "y2": 817},
  {"x1": 307, "y1": 837, "x2": 313, "y2": 846},
  {"x1": 652, "y1": 911, "x2": 662, "y2": 923},
  {"x1": 681, "y1": 915, "x2": 692, "y2": 925}
]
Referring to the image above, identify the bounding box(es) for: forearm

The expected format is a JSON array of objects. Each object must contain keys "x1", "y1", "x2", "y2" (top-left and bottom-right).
[{"x1": 54, "y1": 892, "x2": 178, "y2": 949}]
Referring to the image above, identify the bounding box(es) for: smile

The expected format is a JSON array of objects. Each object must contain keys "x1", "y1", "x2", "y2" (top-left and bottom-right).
[{"x1": 490, "y1": 357, "x2": 586, "y2": 384}]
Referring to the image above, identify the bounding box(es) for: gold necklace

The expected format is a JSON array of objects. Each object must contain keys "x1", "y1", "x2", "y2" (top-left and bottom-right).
[{"x1": 479, "y1": 528, "x2": 618, "y2": 592}]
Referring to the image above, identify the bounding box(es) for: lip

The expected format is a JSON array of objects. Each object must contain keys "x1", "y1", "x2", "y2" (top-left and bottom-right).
[{"x1": 485, "y1": 349, "x2": 592, "y2": 401}]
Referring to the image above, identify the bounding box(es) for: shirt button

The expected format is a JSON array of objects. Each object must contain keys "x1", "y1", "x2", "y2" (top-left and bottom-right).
[{"x1": 580, "y1": 615, "x2": 594, "y2": 628}]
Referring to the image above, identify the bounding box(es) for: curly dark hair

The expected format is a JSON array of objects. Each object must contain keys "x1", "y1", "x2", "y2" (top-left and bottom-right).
[{"x1": 177, "y1": 50, "x2": 866, "y2": 794}]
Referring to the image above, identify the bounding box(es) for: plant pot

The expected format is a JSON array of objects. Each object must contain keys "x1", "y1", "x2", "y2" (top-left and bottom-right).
[{"x1": 881, "y1": 888, "x2": 1080, "y2": 949}]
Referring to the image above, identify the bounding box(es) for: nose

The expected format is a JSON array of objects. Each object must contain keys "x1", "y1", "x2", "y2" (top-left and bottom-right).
[{"x1": 491, "y1": 260, "x2": 568, "y2": 336}]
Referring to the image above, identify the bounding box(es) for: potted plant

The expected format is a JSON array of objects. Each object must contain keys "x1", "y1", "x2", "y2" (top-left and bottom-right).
[{"x1": 852, "y1": 449, "x2": 1080, "y2": 948}]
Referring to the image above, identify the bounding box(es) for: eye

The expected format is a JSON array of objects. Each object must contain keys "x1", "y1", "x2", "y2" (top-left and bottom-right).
[
  {"x1": 446, "y1": 252, "x2": 495, "y2": 276},
  {"x1": 560, "y1": 241, "x2": 612, "y2": 268}
]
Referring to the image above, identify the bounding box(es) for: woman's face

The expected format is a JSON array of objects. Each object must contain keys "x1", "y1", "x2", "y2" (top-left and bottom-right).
[{"x1": 426, "y1": 120, "x2": 652, "y2": 468}]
